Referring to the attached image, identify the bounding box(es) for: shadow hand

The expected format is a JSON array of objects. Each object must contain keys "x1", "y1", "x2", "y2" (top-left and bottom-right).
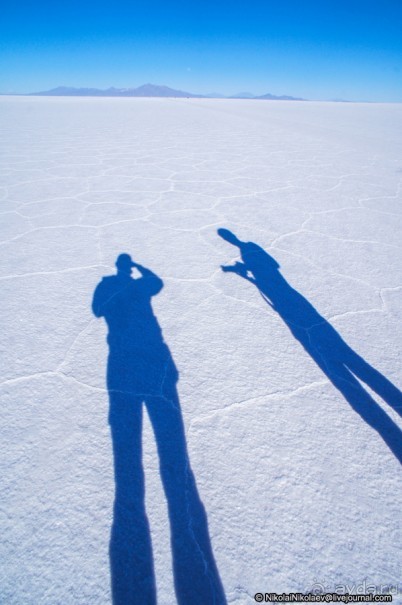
[{"x1": 221, "y1": 262, "x2": 249, "y2": 278}]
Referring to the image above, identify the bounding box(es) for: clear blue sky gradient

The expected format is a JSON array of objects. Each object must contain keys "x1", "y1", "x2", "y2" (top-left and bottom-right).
[{"x1": 1, "y1": 0, "x2": 402, "y2": 101}]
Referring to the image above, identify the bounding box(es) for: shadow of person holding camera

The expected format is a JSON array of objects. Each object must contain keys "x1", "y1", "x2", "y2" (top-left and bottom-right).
[
  {"x1": 218, "y1": 228, "x2": 402, "y2": 464},
  {"x1": 92, "y1": 253, "x2": 226, "y2": 605}
]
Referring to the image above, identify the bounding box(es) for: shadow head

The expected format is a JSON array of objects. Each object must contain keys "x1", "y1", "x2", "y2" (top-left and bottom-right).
[
  {"x1": 217, "y1": 228, "x2": 242, "y2": 247},
  {"x1": 116, "y1": 253, "x2": 135, "y2": 275}
]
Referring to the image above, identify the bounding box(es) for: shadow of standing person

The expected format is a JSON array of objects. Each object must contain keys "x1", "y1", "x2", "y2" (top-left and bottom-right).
[
  {"x1": 92, "y1": 253, "x2": 227, "y2": 605},
  {"x1": 218, "y1": 228, "x2": 402, "y2": 465}
]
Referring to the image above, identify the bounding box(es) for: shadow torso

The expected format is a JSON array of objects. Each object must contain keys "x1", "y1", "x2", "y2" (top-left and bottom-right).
[{"x1": 93, "y1": 274, "x2": 175, "y2": 394}]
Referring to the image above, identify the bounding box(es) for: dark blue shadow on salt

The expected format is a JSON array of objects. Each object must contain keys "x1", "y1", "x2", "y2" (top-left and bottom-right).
[
  {"x1": 218, "y1": 228, "x2": 402, "y2": 464},
  {"x1": 92, "y1": 254, "x2": 227, "y2": 605}
]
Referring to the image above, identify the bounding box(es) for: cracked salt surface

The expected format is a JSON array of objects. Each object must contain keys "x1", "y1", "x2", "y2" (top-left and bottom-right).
[{"x1": 1, "y1": 97, "x2": 401, "y2": 605}]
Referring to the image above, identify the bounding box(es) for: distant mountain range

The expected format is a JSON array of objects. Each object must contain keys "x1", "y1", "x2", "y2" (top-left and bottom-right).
[{"x1": 28, "y1": 83, "x2": 305, "y2": 101}]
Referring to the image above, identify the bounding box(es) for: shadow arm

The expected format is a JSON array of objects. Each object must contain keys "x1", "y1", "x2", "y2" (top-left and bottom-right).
[
  {"x1": 92, "y1": 280, "x2": 106, "y2": 317},
  {"x1": 258, "y1": 290, "x2": 274, "y2": 308},
  {"x1": 221, "y1": 263, "x2": 274, "y2": 308},
  {"x1": 221, "y1": 262, "x2": 256, "y2": 284},
  {"x1": 134, "y1": 263, "x2": 164, "y2": 296}
]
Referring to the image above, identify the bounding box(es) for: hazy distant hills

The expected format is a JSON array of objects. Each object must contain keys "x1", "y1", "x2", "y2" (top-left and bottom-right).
[
  {"x1": 256, "y1": 92, "x2": 304, "y2": 100},
  {"x1": 29, "y1": 83, "x2": 305, "y2": 100},
  {"x1": 29, "y1": 84, "x2": 199, "y2": 98}
]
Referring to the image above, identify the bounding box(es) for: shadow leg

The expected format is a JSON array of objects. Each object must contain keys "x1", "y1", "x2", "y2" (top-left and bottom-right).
[
  {"x1": 325, "y1": 363, "x2": 402, "y2": 464},
  {"x1": 109, "y1": 392, "x2": 156, "y2": 605},
  {"x1": 343, "y1": 347, "x2": 402, "y2": 416},
  {"x1": 309, "y1": 323, "x2": 402, "y2": 417},
  {"x1": 146, "y1": 384, "x2": 227, "y2": 605}
]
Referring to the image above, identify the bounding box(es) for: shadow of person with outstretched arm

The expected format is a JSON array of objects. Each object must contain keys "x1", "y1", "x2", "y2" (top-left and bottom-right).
[
  {"x1": 218, "y1": 228, "x2": 402, "y2": 464},
  {"x1": 92, "y1": 254, "x2": 227, "y2": 605}
]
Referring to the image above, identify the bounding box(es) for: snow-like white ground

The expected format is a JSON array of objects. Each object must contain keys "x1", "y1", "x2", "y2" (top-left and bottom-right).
[{"x1": 1, "y1": 97, "x2": 402, "y2": 604}]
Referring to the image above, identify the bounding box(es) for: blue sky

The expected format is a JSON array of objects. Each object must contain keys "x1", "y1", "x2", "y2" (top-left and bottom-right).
[{"x1": 1, "y1": 0, "x2": 402, "y2": 101}]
